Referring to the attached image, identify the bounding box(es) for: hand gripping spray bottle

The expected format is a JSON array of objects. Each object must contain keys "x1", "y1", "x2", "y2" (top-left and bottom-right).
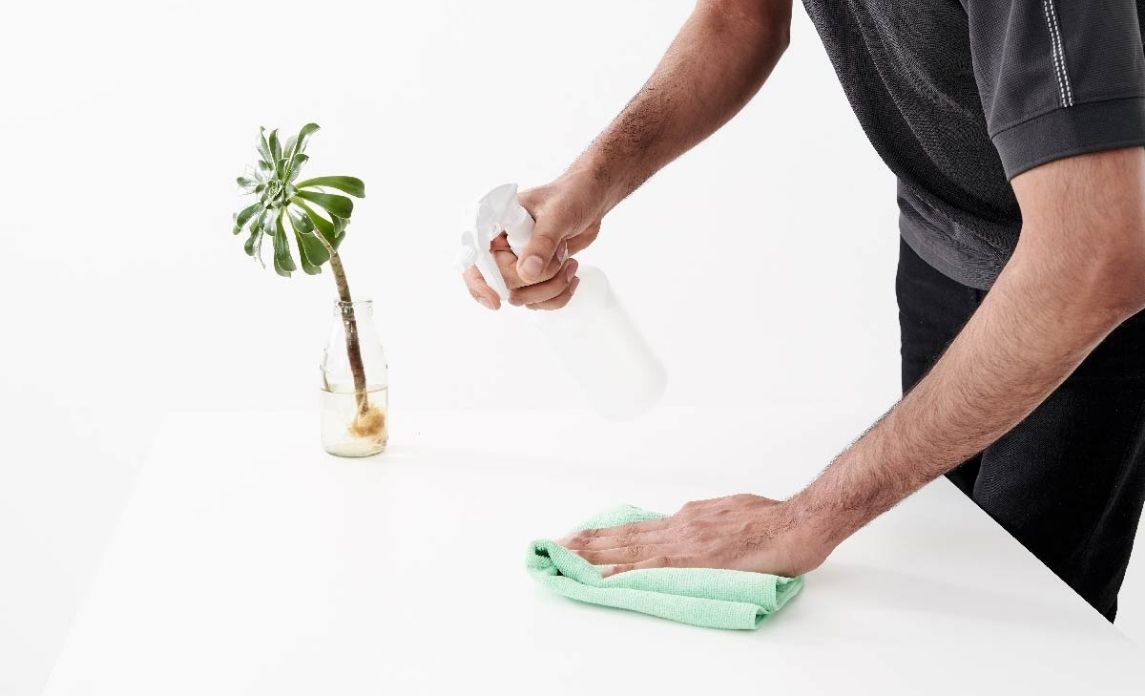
[{"x1": 459, "y1": 183, "x2": 667, "y2": 420}]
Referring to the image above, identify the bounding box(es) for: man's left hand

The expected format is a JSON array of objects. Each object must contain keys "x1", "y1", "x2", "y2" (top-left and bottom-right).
[{"x1": 561, "y1": 493, "x2": 826, "y2": 578}]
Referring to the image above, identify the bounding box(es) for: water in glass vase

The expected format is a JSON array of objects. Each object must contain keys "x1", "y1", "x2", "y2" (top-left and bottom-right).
[
  {"x1": 320, "y1": 298, "x2": 388, "y2": 458},
  {"x1": 321, "y1": 385, "x2": 388, "y2": 457}
]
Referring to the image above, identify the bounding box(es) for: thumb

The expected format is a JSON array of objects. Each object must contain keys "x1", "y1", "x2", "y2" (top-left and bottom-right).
[{"x1": 516, "y1": 211, "x2": 568, "y2": 283}]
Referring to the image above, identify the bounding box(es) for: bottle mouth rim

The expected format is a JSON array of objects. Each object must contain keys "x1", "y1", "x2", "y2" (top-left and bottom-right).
[{"x1": 334, "y1": 298, "x2": 372, "y2": 307}]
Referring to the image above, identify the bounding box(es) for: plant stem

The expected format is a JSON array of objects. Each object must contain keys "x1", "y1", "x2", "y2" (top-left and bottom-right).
[{"x1": 315, "y1": 236, "x2": 370, "y2": 416}]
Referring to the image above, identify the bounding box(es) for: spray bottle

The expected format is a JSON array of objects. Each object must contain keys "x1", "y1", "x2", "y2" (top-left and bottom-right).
[{"x1": 459, "y1": 183, "x2": 666, "y2": 420}]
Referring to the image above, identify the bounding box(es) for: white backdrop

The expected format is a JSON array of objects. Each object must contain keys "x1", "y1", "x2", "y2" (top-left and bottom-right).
[{"x1": 1, "y1": 1, "x2": 1141, "y2": 693}]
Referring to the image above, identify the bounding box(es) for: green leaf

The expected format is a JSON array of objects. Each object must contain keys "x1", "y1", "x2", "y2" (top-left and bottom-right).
[
  {"x1": 236, "y1": 176, "x2": 257, "y2": 191},
  {"x1": 294, "y1": 200, "x2": 337, "y2": 246},
  {"x1": 293, "y1": 200, "x2": 347, "y2": 250},
  {"x1": 289, "y1": 206, "x2": 315, "y2": 233},
  {"x1": 295, "y1": 175, "x2": 365, "y2": 198},
  {"x1": 257, "y1": 127, "x2": 271, "y2": 162},
  {"x1": 331, "y1": 214, "x2": 348, "y2": 247},
  {"x1": 288, "y1": 212, "x2": 326, "y2": 274},
  {"x1": 270, "y1": 130, "x2": 288, "y2": 180},
  {"x1": 284, "y1": 153, "x2": 309, "y2": 182},
  {"x1": 268, "y1": 129, "x2": 281, "y2": 163},
  {"x1": 243, "y1": 228, "x2": 260, "y2": 256},
  {"x1": 254, "y1": 208, "x2": 274, "y2": 235},
  {"x1": 294, "y1": 189, "x2": 353, "y2": 218},
  {"x1": 297, "y1": 245, "x2": 322, "y2": 275},
  {"x1": 272, "y1": 213, "x2": 296, "y2": 277},
  {"x1": 288, "y1": 123, "x2": 320, "y2": 159},
  {"x1": 233, "y1": 203, "x2": 260, "y2": 234}
]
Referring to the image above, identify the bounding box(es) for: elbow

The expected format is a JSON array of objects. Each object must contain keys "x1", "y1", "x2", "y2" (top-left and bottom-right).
[
  {"x1": 1078, "y1": 239, "x2": 1145, "y2": 322},
  {"x1": 772, "y1": 20, "x2": 792, "y2": 57},
  {"x1": 702, "y1": 0, "x2": 791, "y2": 56},
  {"x1": 1011, "y1": 148, "x2": 1145, "y2": 324},
  {"x1": 748, "y1": 1, "x2": 791, "y2": 56},
  {"x1": 1104, "y1": 269, "x2": 1145, "y2": 322}
]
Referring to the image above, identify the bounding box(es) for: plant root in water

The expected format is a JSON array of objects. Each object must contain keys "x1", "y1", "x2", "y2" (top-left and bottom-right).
[{"x1": 349, "y1": 403, "x2": 386, "y2": 440}]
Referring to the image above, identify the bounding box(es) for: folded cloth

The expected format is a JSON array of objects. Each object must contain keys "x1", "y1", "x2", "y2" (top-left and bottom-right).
[{"x1": 527, "y1": 505, "x2": 803, "y2": 630}]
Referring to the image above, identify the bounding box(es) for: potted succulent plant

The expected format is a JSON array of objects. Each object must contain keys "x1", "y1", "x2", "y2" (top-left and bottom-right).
[{"x1": 232, "y1": 123, "x2": 387, "y2": 457}]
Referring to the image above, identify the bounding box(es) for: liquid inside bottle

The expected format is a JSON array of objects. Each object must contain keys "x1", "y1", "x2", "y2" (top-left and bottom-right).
[{"x1": 320, "y1": 384, "x2": 388, "y2": 457}]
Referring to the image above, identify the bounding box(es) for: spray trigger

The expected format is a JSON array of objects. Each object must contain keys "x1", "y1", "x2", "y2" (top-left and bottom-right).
[{"x1": 458, "y1": 184, "x2": 536, "y2": 302}]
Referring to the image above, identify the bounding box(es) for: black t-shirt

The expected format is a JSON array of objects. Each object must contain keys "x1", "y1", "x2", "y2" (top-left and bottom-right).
[{"x1": 802, "y1": 0, "x2": 1145, "y2": 289}]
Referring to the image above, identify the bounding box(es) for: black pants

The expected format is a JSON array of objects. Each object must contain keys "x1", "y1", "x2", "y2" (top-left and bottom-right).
[{"x1": 897, "y1": 239, "x2": 1145, "y2": 621}]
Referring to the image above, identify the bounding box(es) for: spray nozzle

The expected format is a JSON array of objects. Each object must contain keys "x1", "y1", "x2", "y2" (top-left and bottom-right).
[{"x1": 458, "y1": 183, "x2": 536, "y2": 302}]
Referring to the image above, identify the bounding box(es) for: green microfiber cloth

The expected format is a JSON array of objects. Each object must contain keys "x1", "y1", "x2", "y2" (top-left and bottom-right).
[{"x1": 527, "y1": 505, "x2": 803, "y2": 630}]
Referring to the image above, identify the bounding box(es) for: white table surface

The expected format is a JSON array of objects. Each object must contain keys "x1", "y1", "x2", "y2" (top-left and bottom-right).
[{"x1": 45, "y1": 408, "x2": 1143, "y2": 695}]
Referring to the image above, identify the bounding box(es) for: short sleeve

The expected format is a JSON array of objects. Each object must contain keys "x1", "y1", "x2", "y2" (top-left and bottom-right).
[{"x1": 964, "y1": 0, "x2": 1145, "y2": 178}]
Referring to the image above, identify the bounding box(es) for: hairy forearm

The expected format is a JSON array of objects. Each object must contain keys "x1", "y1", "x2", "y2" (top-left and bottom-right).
[
  {"x1": 787, "y1": 149, "x2": 1145, "y2": 564},
  {"x1": 568, "y1": 0, "x2": 791, "y2": 212},
  {"x1": 793, "y1": 250, "x2": 1122, "y2": 549}
]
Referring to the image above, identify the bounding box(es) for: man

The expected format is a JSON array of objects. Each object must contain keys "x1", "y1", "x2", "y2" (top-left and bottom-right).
[{"x1": 461, "y1": 0, "x2": 1145, "y2": 621}]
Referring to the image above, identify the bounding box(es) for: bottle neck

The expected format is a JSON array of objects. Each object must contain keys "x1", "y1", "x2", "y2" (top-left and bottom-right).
[{"x1": 333, "y1": 299, "x2": 373, "y2": 319}]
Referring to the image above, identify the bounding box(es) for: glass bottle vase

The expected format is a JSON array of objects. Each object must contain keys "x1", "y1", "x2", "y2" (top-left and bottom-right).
[{"x1": 320, "y1": 299, "x2": 388, "y2": 457}]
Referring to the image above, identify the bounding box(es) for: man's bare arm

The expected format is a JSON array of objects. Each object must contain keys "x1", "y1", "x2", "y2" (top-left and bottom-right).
[
  {"x1": 572, "y1": 0, "x2": 792, "y2": 211},
  {"x1": 788, "y1": 148, "x2": 1145, "y2": 561},
  {"x1": 464, "y1": 0, "x2": 790, "y2": 305},
  {"x1": 564, "y1": 148, "x2": 1145, "y2": 578},
  {"x1": 505, "y1": 0, "x2": 792, "y2": 283}
]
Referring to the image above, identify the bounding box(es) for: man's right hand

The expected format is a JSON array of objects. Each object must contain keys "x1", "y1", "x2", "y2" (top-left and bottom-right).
[{"x1": 462, "y1": 172, "x2": 605, "y2": 311}]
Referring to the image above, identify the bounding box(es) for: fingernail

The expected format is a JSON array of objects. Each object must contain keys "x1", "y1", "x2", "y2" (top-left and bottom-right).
[
  {"x1": 477, "y1": 297, "x2": 494, "y2": 310},
  {"x1": 521, "y1": 255, "x2": 544, "y2": 279},
  {"x1": 570, "y1": 277, "x2": 581, "y2": 293},
  {"x1": 566, "y1": 259, "x2": 579, "y2": 281},
  {"x1": 558, "y1": 245, "x2": 569, "y2": 264}
]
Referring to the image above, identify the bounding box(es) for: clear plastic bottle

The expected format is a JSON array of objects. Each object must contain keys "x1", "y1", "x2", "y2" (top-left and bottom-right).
[{"x1": 461, "y1": 184, "x2": 666, "y2": 419}]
